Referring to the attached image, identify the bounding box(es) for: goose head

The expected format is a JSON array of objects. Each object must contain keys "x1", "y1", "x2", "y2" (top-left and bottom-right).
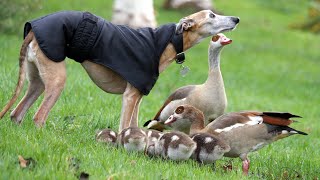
[
  {"x1": 210, "y1": 33, "x2": 232, "y2": 47},
  {"x1": 164, "y1": 105, "x2": 205, "y2": 134}
]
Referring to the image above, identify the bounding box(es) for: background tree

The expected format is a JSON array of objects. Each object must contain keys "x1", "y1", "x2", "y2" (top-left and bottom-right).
[
  {"x1": 112, "y1": 0, "x2": 157, "y2": 29},
  {"x1": 162, "y1": 0, "x2": 220, "y2": 14}
]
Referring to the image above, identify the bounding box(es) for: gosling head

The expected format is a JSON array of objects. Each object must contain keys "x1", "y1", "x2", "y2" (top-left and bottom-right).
[{"x1": 96, "y1": 128, "x2": 118, "y2": 146}]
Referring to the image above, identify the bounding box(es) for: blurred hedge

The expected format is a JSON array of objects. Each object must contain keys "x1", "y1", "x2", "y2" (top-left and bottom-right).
[
  {"x1": 290, "y1": 0, "x2": 320, "y2": 34},
  {"x1": 0, "y1": 0, "x2": 42, "y2": 35}
]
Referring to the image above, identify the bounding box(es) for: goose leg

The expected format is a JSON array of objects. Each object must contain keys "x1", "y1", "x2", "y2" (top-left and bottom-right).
[
  {"x1": 240, "y1": 154, "x2": 250, "y2": 175},
  {"x1": 211, "y1": 162, "x2": 216, "y2": 171}
]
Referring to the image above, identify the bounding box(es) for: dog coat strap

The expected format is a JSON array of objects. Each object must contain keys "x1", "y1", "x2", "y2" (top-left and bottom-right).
[
  {"x1": 170, "y1": 32, "x2": 185, "y2": 64},
  {"x1": 170, "y1": 32, "x2": 184, "y2": 55}
]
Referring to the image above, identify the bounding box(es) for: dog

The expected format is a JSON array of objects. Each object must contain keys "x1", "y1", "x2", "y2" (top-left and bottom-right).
[{"x1": 0, "y1": 10, "x2": 239, "y2": 132}]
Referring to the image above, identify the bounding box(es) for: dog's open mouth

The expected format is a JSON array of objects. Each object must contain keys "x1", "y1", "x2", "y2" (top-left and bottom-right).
[{"x1": 221, "y1": 27, "x2": 236, "y2": 33}]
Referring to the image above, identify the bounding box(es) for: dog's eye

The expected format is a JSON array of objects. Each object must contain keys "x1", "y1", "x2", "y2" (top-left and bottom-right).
[{"x1": 209, "y1": 13, "x2": 215, "y2": 18}]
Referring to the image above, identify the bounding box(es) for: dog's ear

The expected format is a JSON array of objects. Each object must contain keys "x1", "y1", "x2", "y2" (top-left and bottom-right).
[{"x1": 176, "y1": 18, "x2": 195, "y2": 34}]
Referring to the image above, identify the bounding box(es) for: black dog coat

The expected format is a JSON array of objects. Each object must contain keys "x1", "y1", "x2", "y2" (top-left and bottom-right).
[{"x1": 24, "y1": 11, "x2": 183, "y2": 95}]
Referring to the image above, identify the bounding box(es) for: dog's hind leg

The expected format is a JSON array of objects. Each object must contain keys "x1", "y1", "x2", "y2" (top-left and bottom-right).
[
  {"x1": 119, "y1": 83, "x2": 142, "y2": 131},
  {"x1": 31, "y1": 49, "x2": 67, "y2": 127},
  {"x1": 10, "y1": 61, "x2": 44, "y2": 124}
]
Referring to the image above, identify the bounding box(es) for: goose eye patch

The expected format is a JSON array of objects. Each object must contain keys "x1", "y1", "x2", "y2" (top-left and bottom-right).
[
  {"x1": 175, "y1": 106, "x2": 184, "y2": 114},
  {"x1": 212, "y1": 35, "x2": 219, "y2": 42}
]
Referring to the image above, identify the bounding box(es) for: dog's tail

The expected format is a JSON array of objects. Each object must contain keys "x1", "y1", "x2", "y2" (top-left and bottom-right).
[{"x1": 0, "y1": 32, "x2": 33, "y2": 119}]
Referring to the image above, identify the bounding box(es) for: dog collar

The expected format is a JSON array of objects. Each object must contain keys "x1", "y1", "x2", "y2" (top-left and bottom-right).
[{"x1": 170, "y1": 32, "x2": 185, "y2": 64}]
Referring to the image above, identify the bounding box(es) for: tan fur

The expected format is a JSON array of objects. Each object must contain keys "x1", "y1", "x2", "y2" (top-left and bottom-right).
[
  {"x1": 0, "y1": 32, "x2": 32, "y2": 119},
  {"x1": 0, "y1": 10, "x2": 239, "y2": 131}
]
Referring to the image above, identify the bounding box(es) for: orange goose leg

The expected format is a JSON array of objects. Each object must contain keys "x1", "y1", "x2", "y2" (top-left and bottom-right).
[{"x1": 240, "y1": 154, "x2": 250, "y2": 175}]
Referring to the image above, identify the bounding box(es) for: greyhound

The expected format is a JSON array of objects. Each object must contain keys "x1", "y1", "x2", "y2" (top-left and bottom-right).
[{"x1": 0, "y1": 10, "x2": 239, "y2": 132}]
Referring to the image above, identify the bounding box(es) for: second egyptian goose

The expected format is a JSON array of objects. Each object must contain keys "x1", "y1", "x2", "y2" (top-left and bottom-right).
[
  {"x1": 145, "y1": 33, "x2": 232, "y2": 129},
  {"x1": 202, "y1": 111, "x2": 308, "y2": 175},
  {"x1": 164, "y1": 105, "x2": 308, "y2": 174}
]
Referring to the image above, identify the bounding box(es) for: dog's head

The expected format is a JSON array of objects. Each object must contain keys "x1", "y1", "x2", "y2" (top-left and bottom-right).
[{"x1": 176, "y1": 10, "x2": 239, "y2": 39}]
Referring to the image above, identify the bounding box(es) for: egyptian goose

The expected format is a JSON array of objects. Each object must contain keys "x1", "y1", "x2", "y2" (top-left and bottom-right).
[
  {"x1": 164, "y1": 105, "x2": 230, "y2": 164},
  {"x1": 145, "y1": 33, "x2": 232, "y2": 129},
  {"x1": 118, "y1": 126, "x2": 147, "y2": 152},
  {"x1": 154, "y1": 131, "x2": 196, "y2": 161},
  {"x1": 164, "y1": 104, "x2": 205, "y2": 134},
  {"x1": 164, "y1": 105, "x2": 308, "y2": 173},
  {"x1": 96, "y1": 128, "x2": 118, "y2": 146},
  {"x1": 202, "y1": 111, "x2": 308, "y2": 175}
]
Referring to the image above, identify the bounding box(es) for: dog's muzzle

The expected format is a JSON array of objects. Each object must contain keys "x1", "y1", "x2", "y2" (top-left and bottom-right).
[{"x1": 232, "y1": 17, "x2": 240, "y2": 24}]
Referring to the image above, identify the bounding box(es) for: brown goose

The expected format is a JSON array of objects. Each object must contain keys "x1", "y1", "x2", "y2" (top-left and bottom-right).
[
  {"x1": 202, "y1": 111, "x2": 308, "y2": 175},
  {"x1": 145, "y1": 33, "x2": 232, "y2": 129},
  {"x1": 164, "y1": 104, "x2": 205, "y2": 134},
  {"x1": 164, "y1": 105, "x2": 308, "y2": 174},
  {"x1": 164, "y1": 105, "x2": 230, "y2": 164}
]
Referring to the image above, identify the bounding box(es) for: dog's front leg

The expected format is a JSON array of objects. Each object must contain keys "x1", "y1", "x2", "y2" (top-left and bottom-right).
[
  {"x1": 119, "y1": 83, "x2": 142, "y2": 131},
  {"x1": 130, "y1": 92, "x2": 143, "y2": 128}
]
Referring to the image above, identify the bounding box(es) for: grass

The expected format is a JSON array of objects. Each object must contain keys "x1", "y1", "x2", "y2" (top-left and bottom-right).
[{"x1": 0, "y1": 0, "x2": 319, "y2": 179}]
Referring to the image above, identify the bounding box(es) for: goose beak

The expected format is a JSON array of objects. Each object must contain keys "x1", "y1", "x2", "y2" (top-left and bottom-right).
[
  {"x1": 221, "y1": 37, "x2": 232, "y2": 45},
  {"x1": 164, "y1": 115, "x2": 177, "y2": 125}
]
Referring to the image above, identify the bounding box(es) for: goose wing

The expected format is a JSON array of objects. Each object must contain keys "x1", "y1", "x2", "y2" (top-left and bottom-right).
[
  {"x1": 153, "y1": 85, "x2": 196, "y2": 120},
  {"x1": 205, "y1": 111, "x2": 302, "y2": 134}
]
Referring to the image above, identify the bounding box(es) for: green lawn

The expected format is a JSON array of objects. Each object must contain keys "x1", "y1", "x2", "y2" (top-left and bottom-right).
[{"x1": 1, "y1": 0, "x2": 319, "y2": 179}]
